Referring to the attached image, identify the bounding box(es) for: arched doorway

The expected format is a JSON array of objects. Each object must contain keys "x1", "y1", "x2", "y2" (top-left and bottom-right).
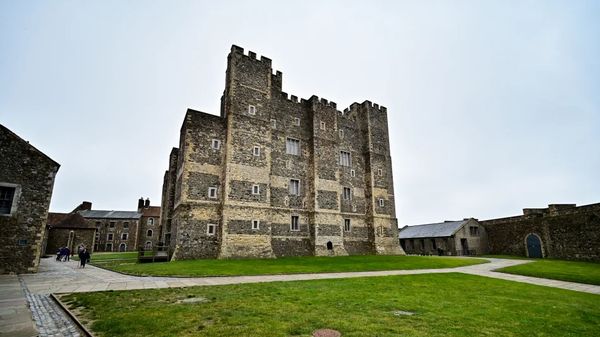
[
  {"x1": 526, "y1": 234, "x2": 543, "y2": 258},
  {"x1": 326, "y1": 241, "x2": 333, "y2": 250},
  {"x1": 119, "y1": 243, "x2": 127, "y2": 252}
]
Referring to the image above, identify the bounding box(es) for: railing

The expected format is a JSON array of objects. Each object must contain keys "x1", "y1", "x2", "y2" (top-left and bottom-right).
[{"x1": 137, "y1": 245, "x2": 170, "y2": 263}]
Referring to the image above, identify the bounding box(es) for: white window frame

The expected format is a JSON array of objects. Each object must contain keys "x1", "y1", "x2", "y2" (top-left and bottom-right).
[
  {"x1": 350, "y1": 169, "x2": 356, "y2": 177},
  {"x1": 0, "y1": 183, "x2": 20, "y2": 217},
  {"x1": 208, "y1": 187, "x2": 218, "y2": 199},
  {"x1": 252, "y1": 184, "x2": 260, "y2": 195},
  {"x1": 211, "y1": 139, "x2": 221, "y2": 150},
  {"x1": 294, "y1": 117, "x2": 300, "y2": 126},
  {"x1": 289, "y1": 179, "x2": 300, "y2": 196},
  {"x1": 379, "y1": 198, "x2": 385, "y2": 207},
  {"x1": 286, "y1": 137, "x2": 300, "y2": 156},
  {"x1": 119, "y1": 243, "x2": 127, "y2": 252},
  {"x1": 378, "y1": 168, "x2": 383, "y2": 176},
  {"x1": 253, "y1": 146, "x2": 261, "y2": 156},
  {"x1": 207, "y1": 223, "x2": 216, "y2": 236},
  {"x1": 248, "y1": 105, "x2": 256, "y2": 115},
  {"x1": 147, "y1": 229, "x2": 153, "y2": 237},
  {"x1": 121, "y1": 233, "x2": 128, "y2": 240},
  {"x1": 148, "y1": 217, "x2": 154, "y2": 226},
  {"x1": 291, "y1": 215, "x2": 300, "y2": 231},
  {"x1": 344, "y1": 219, "x2": 351, "y2": 232},
  {"x1": 339, "y1": 151, "x2": 351, "y2": 167},
  {"x1": 252, "y1": 220, "x2": 260, "y2": 230},
  {"x1": 343, "y1": 187, "x2": 352, "y2": 200},
  {"x1": 320, "y1": 121, "x2": 326, "y2": 130},
  {"x1": 107, "y1": 233, "x2": 114, "y2": 241}
]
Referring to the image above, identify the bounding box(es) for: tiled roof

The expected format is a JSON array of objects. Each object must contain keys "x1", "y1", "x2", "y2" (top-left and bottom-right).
[
  {"x1": 78, "y1": 210, "x2": 141, "y2": 219},
  {"x1": 399, "y1": 220, "x2": 468, "y2": 239},
  {"x1": 53, "y1": 213, "x2": 95, "y2": 229},
  {"x1": 47, "y1": 212, "x2": 69, "y2": 226}
]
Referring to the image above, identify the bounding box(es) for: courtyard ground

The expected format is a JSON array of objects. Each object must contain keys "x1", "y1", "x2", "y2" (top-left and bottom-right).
[{"x1": 495, "y1": 258, "x2": 600, "y2": 285}]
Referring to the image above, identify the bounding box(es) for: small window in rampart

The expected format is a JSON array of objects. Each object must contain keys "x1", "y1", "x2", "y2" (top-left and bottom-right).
[
  {"x1": 379, "y1": 199, "x2": 385, "y2": 207},
  {"x1": 208, "y1": 187, "x2": 218, "y2": 198},
  {"x1": 339, "y1": 129, "x2": 344, "y2": 139},
  {"x1": 211, "y1": 139, "x2": 221, "y2": 150},
  {"x1": 248, "y1": 105, "x2": 256, "y2": 115},
  {"x1": 253, "y1": 146, "x2": 261, "y2": 156},
  {"x1": 294, "y1": 117, "x2": 300, "y2": 126},
  {"x1": 320, "y1": 121, "x2": 326, "y2": 130},
  {"x1": 252, "y1": 220, "x2": 260, "y2": 230},
  {"x1": 291, "y1": 215, "x2": 300, "y2": 231},
  {"x1": 207, "y1": 223, "x2": 216, "y2": 235},
  {"x1": 252, "y1": 184, "x2": 260, "y2": 195}
]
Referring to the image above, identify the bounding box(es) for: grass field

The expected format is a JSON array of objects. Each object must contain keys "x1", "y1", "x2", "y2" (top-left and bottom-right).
[
  {"x1": 90, "y1": 254, "x2": 487, "y2": 277},
  {"x1": 62, "y1": 273, "x2": 600, "y2": 337},
  {"x1": 495, "y1": 259, "x2": 600, "y2": 285}
]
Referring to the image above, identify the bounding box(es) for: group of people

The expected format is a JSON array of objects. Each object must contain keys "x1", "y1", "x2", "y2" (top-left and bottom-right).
[{"x1": 55, "y1": 245, "x2": 91, "y2": 268}]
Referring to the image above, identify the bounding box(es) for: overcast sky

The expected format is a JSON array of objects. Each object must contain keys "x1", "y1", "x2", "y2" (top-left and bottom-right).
[{"x1": 2, "y1": 0, "x2": 599, "y2": 225}]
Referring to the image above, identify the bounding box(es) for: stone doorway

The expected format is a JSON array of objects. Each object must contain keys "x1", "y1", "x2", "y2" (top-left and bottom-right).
[
  {"x1": 326, "y1": 241, "x2": 333, "y2": 250},
  {"x1": 526, "y1": 234, "x2": 543, "y2": 258}
]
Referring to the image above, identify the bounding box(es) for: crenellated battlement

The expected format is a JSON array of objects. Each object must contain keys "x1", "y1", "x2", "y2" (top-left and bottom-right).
[{"x1": 230, "y1": 44, "x2": 272, "y2": 67}]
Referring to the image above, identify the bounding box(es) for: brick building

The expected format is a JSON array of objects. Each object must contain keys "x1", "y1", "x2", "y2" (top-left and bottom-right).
[
  {"x1": 137, "y1": 197, "x2": 162, "y2": 250},
  {"x1": 1, "y1": 124, "x2": 60, "y2": 274},
  {"x1": 161, "y1": 45, "x2": 404, "y2": 260},
  {"x1": 44, "y1": 212, "x2": 95, "y2": 256},
  {"x1": 399, "y1": 218, "x2": 487, "y2": 256},
  {"x1": 481, "y1": 203, "x2": 600, "y2": 261}
]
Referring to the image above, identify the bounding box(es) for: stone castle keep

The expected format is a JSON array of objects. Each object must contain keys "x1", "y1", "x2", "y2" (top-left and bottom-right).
[{"x1": 161, "y1": 45, "x2": 404, "y2": 259}]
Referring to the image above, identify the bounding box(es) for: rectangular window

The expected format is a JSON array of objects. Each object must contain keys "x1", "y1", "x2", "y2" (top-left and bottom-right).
[
  {"x1": 248, "y1": 105, "x2": 256, "y2": 115},
  {"x1": 271, "y1": 119, "x2": 277, "y2": 128},
  {"x1": 0, "y1": 186, "x2": 16, "y2": 215},
  {"x1": 109, "y1": 222, "x2": 115, "y2": 228},
  {"x1": 343, "y1": 187, "x2": 352, "y2": 200},
  {"x1": 378, "y1": 168, "x2": 383, "y2": 176},
  {"x1": 123, "y1": 222, "x2": 129, "y2": 229},
  {"x1": 339, "y1": 129, "x2": 344, "y2": 139},
  {"x1": 253, "y1": 146, "x2": 260, "y2": 156},
  {"x1": 207, "y1": 223, "x2": 216, "y2": 235},
  {"x1": 294, "y1": 117, "x2": 300, "y2": 126},
  {"x1": 379, "y1": 198, "x2": 385, "y2": 207},
  {"x1": 344, "y1": 219, "x2": 351, "y2": 232},
  {"x1": 252, "y1": 184, "x2": 260, "y2": 195},
  {"x1": 252, "y1": 220, "x2": 260, "y2": 230},
  {"x1": 106, "y1": 243, "x2": 113, "y2": 251},
  {"x1": 121, "y1": 233, "x2": 128, "y2": 240},
  {"x1": 286, "y1": 138, "x2": 300, "y2": 155},
  {"x1": 291, "y1": 215, "x2": 299, "y2": 231},
  {"x1": 350, "y1": 169, "x2": 356, "y2": 177},
  {"x1": 289, "y1": 179, "x2": 300, "y2": 196},
  {"x1": 107, "y1": 233, "x2": 114, "y2": 241},
  {"x1": 320, "y1": 121, "x2": 326, "y2": 130},
  {"x1": 469, "y1": 226, "x2": 479, "y2": 236},
  {"x1": 208, "y1": 187, "x2": 217, "y2": 198},
  {"x1": 211, "y1": 139, "x2": 221, "y2": 150},
  {"x1": 339, "y1": 151, "x2": 351, "y2": 167}
]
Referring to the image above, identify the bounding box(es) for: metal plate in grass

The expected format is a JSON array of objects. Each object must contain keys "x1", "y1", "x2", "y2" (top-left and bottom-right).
[{"x1": 312, "y1": 328, "x2": 341, "y2": 337}]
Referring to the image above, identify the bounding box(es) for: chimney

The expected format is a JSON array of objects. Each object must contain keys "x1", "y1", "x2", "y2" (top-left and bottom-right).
[
  {"x1": 138, "y1": 197, "x2": 144, "y2": 210},
  {"x1": 144, "y1": 198, "x2": 150, "y2": 208}
]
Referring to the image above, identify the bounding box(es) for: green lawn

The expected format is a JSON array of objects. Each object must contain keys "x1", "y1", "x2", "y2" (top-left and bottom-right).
[
  {"x1": 61, "y1": 273, "x2": 600, "y2": 337},
  {"x1": 92, "y1": 255, "x2": 487, "y2": 277},
  {"x1": 73, "y1": 251, "x2": 138, "y2": 262},
  {"x1": 496, "y1": 259, "x2": 600, "y2": 285}
]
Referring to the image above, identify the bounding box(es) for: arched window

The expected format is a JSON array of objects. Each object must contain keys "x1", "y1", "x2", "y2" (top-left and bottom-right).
[
  {"x1": 148, "y1": 217, "x2": 154, "y2": 226},
  {"x1": 145, "y1": 241, "x2": 152, "y2": 249},
  {"x1": 119, "y1": 243, "x2": 127, "y2": 252},
  {"x1": 147, "y1": 229, "x2": 153, "y2": 237}
]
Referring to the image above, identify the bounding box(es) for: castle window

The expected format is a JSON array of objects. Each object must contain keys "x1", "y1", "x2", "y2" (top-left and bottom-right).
[
  {"x1": 378, "y1": 168, "x2": 383, "y2": 176},
  {"x1": 248, "y1": 105, "x2": 256, "y2": 115},
  {"x1": 252, "y1": 220, "x2": 260, "y2": 230},
  {"x1": 211, "y1": 139, "x2": 221, "y2": 150},
  {"x1": 148, "y1": 217, "x2": 154, "y2": 226},
  {"x1": 123, "y1": 222, "x2": 129, "y2": 229},
  {"x1": 147, "y1": 229, "x2": 153, "y2": 237},
  {"x1": 121, "y1": 233, "x2": 128, "y2": 240},
  {"x1": 291, "y1": 215, "x2": 299, "y2": 231},
  {"x1": 271, "y1": 119, "x2": 277, "y2": 128},
  {"x1": 343, "y1": 187, "x2": 352, "y2": 200},
  {"x1": 344, "y1": 219, "x2": 351, "y2": 232},
  {"x1": 379, "y1": 198, "x2": 385, "y2": 207},
  {"x1": 119, "y1": 243, "x2": 127, "y2": 252},
  {"x1": 106, "y1": 243, "x2": 113, "y2": 251},
  {"x1": 207, "y1": 223, "x2": 216, "y2": 235},
  {"x1": 109, "y1": 222, "x2": 115, "y2": 229},
  {"x1": 286, "y1": 138, "x2": 300, "y2": 155},
  {"x1": 107, "y1": 233, "x2": 114, "y2": 241},
  {"x1": 289, "y1": 179, "x2": 300, "y2": 196},
  {"x1": 145, "y1": 241, "x2": 152, "y2": 249},
  {"x1": 350, "y1": 169, "x2": 355, "y2": 177},
  {"x1": 339, "y1": 129, "x2": 344, "y2": 139},
  {"x1": 0, "y1": 186, "x2": 16, "y2": 215},
  {"x1": 252, "y1": 184, "x2": 260, "y2": 195},
  {"x1": 294, "y1": 117, "x2": 300, "y2": 126},
  {"x1": 339, "y1": 151, "x2": 351, "y2": 167},
  {"x1": 320, "y1": 121, "x2": 326, "y2": 130},
  {"x1": 208, "y1": 187, "x2": 218, "y2": 198},
  {"x1": 253, "y1": 146, "x2": 261, "y2": 156}
]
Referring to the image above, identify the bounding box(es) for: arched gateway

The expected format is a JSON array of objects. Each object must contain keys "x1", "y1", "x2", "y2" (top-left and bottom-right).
[{"x1": 525, "y1": 234, "x2": 543, "y2": 258}]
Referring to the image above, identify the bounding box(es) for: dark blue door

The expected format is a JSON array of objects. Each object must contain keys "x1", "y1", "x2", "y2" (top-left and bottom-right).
[{"x1": 526, "y1": 234, "x2": 543, "y2": 258}]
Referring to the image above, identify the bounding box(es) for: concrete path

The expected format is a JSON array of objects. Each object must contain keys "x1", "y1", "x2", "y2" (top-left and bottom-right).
[{"x1": 3, "y1": 256, "x2": 599, "y2": 337}]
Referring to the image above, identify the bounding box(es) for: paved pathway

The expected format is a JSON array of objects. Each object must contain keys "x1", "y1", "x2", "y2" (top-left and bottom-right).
[{"x1": 3, "y1": 256, "x2": 599, "y2": 336}]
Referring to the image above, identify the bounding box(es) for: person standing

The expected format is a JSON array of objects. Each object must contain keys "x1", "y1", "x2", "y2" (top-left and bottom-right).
[{"x1": 79, "y1": 248, "x2": 91, "y2": 268}]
